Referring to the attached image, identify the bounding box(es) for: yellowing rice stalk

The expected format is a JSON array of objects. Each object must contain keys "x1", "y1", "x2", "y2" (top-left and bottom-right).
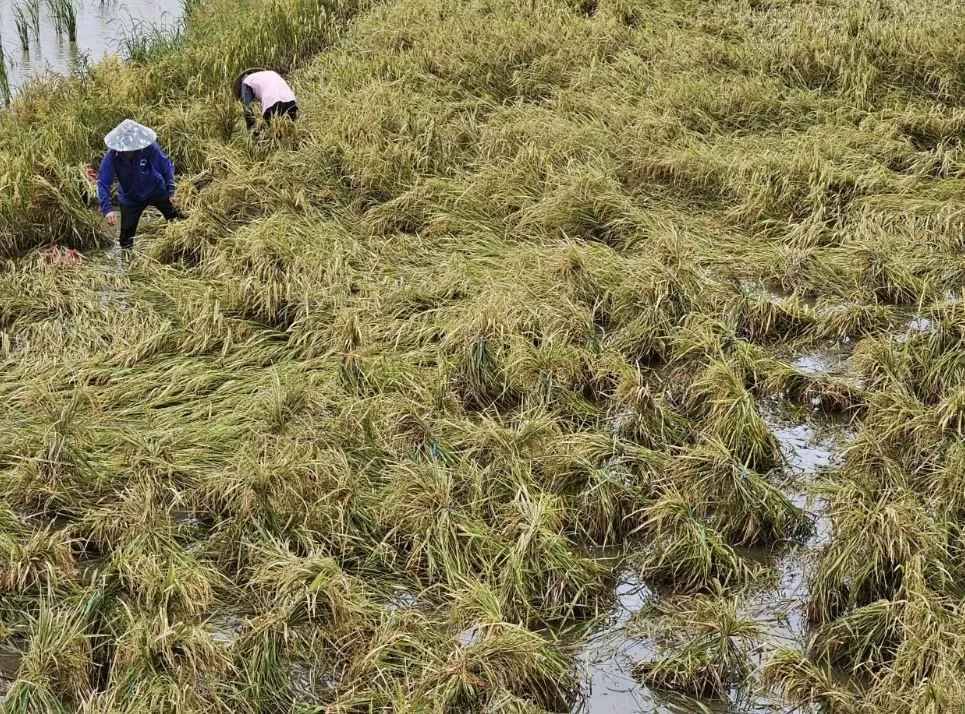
[{"x1": 1, "y1": 0, "x2": 965, "y2": 711}]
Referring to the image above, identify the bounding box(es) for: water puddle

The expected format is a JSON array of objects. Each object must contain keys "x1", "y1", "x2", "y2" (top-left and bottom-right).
[
  {"x1": 205, "y1": 613, "x2": 244, "y2": 647},
  {"x1": 75, "y1": 551, "x2": 107, "y2": 580},
  {"x1": 290, "y1": 661, "x2": 338, "y2": 698},
  {"x1": 789, "y1": 343, "x2": 857, "y2": 384},
  {"x1": 906, "y1": 314, "x2": 932, "y2": 332},
  {"x1": 768, "y1": 412, "x2": 850, "y2": 476},
  {"x1": 889, "y1": 311, "x2": 936, "y2": 344},
  {"x1": 170, "y1": 506, "x2": 204, "y2": 533},
  {"x1": 575, "y1": 571, "x2": 656, "y2": 713},
  {"x1": 780, "y1": 343, "x2": 865, "y2": 411},
  {"x1": 376, "y1": 584, "x2": 434, "y2": 620},
  {"x1": 737, "y1": 277, "x2": 808, "y2": 306},
  {"x1": 88, "y1": 246, "x2": 133, "y2": 311},
  {"x1": 457, "y1": 627, "x2": 484, "y2": 647},
  {"x1": 792, "y1": 352, "x2": 838, "y2": 377},
  {"x1": 767, "y1": 408, "x2": 851, "y2": 547},
  {"x1": 606, "y1": 406, "x2": 635, "y2": 438},
  {"x1": 0, "y1": 330, "x2": 22, "y2": 358}
]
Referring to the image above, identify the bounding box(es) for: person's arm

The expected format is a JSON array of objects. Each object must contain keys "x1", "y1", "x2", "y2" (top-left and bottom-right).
[
  {"x1": 96, "y1": 150, "x2": 115, "y2": 215},
  {"x1": 241, "y1": 82, "x2": 257, "y2": 130},
  {"x1": 151, "y1": 142, "x2": 176, "y2": 195}
]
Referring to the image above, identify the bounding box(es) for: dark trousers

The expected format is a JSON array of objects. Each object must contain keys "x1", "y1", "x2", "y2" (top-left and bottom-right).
[
  {"x1": 119, "y1": 194, "x2": 184, "y2": 247},
  {"x1": 246, "y1": 101, "x2": 299, "y2": 131}
]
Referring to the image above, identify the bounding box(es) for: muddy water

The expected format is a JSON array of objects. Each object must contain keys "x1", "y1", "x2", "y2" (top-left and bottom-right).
[
  {"x1": 575, "y1": 350, "x2": 855, "y2": 713},
  {"x1": 0, "y1": 0, "x2": 183, "y2": 99}
]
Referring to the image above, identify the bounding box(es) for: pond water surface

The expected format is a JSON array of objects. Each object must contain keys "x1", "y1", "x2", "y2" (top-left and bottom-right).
[{"x1": 0, "y1": 0, "x2": 183, "y2": 99}]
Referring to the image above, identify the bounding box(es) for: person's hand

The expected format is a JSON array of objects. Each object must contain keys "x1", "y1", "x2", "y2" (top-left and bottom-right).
[{"x1": 105, "y1": 211, "x2": 117, "y2": 226}]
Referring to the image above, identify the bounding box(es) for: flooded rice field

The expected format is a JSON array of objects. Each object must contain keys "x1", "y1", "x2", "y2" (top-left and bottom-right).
[
  {"x1": 0, "y1": 0, "x2": 183, "y2": 99},
  {"x1": 575, "y1": 345, "x2": 855, "y2": 712},
  {"x1": 2, "y1": 0, "x2": 962, "y2": 708}
]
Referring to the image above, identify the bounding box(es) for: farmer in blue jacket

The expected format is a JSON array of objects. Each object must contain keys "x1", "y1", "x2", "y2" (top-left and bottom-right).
[{"x1": 97, "y1": 120, "x2": 184, "y2": 248}]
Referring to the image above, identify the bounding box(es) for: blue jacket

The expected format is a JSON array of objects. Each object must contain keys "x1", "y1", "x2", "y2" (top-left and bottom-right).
[{"x1": 96, "y1": 142, "x2": 175, "y2": 214}]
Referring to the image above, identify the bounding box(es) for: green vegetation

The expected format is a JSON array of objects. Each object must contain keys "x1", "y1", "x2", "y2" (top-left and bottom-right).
[
  {"x1": 46, "y1": 0, "x2": 77, "y2": 43},
  {"x1": 26, "y1": 0, "x2": 42, "y2": 37},
  {"x1": 0, "y1": 39, "x2": 9, "y2": 107},
  {"x1": 1, "y1": 0, "x2": 965, "y2": 710},
  {"x1": 12, "y1": 5, "x2": 32, "y2": 51}
]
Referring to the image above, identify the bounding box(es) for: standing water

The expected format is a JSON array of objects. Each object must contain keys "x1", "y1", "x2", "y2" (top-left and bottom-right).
[{"x1": 0, "y1": 0, "x2": 184, "y2": 100}]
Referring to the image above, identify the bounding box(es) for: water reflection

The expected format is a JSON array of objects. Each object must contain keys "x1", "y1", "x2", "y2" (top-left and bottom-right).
[{"x1": 0, "y1": 0, "x2": 183, "y2": 97}]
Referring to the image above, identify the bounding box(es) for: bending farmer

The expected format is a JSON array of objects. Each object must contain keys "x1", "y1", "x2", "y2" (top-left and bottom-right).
[
  {"x1": 233, "y1": 68, "x2": 299, "y2": 132},
  {"x1": 97, "y1": 120, "x2": 184, "y2": 248}
]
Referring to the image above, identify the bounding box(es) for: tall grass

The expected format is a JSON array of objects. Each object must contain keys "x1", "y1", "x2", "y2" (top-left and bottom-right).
[
  {"x1": 27, "y1": 0, "x2": 42, "y2": 35},
  {"x1": 119, "y1": 19, "x2": 184, "y2": 65}
]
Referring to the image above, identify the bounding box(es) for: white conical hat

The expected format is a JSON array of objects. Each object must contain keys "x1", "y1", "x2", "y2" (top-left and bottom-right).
[{"x1": 103, "y1": 119, "x2": 157, "y2": 151}]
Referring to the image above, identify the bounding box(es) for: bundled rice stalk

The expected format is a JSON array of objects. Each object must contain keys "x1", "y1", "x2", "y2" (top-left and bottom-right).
[
  {"x1": 730, "y1": 289, "x2": 815, "y2": 342},
  {"x1": 631, "y1": 594, "x2": 760, "y2": 699},
  {"x1": 606, "y1": 370, "x2": 688, "y2": 449},
  {"x1": 635, "y1": 488, "x2": 758, "y2": 592},
  {"x1": 105, "y1": 610, "x2": 234, "y2": 713},
  {"x1": 0, "y1": 527, "x2": 76, "y2": 595},
  {"x1": 244, "y1": 538, "x2": 377, "y2": 636},
  {"x1": 422, "y1": 625, "x2": 576, "y2": 712},
  {"x1": 496, "y1": 486, "x2": 608, "y2": 622},
  {"x1": 108, "y1": 532, "x2": 221, "y2": 618},
  {"x1": 764, "y1": 360, "x2": 865, "y2": 415},
  {"x1": 672, "y1": 441, "x2": 811, "y2": 547},
  {"x1": 12, "y1": 599, "x2": 94, "y2": 707},
  {"x1": 685, "y1": 360, "x2": 782, "y2": 471},
  {"x1": 761, "y1": 648, "x2": 859, "y2": 714},
  {"x1": 806, "y1": 473, "x2": 949, "y2": 625},
  {"x1": 860, "y1": 250, "x2": 932, "y2": 306},
  {"x1": 449, "y1": 312, "x2": 520, "y2": 411}
]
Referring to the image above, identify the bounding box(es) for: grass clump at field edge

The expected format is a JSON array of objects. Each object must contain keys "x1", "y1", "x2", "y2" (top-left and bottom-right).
[{"x1": 1, "y1": 0, "x2": 965, "y2": 710}]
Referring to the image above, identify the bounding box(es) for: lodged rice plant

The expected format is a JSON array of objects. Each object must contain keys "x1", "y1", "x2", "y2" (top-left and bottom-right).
[
  {"x1": 631, "y1": 592, "x2": 762, "y2": 699},
  {"x1": 0, "y1": 0, "x2": 964, "y2": 710}
]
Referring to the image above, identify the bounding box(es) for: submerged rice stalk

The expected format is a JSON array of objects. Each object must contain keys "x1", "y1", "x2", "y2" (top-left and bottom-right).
[
  {"x1": 26, "y1": 0, "x2": 42, "y2": 33},
  {"x1": 13, "y1": 5, "x2": 32, "y2": 50},
  {"x1": 632, "y1": 593, "x2": 761, "y2": 699},
  {"x1": 47, "y1": 0, "x2": 77, "y2": 42},
  {"x1": 119, "y1": 19, "x2": 184, "y2": 65},
  {"x1": 0, "y1": 40, "x2": 10, "y2": 107},
  {"x1": 762, "y1": 648, "x2": 858, "y2": 713}
]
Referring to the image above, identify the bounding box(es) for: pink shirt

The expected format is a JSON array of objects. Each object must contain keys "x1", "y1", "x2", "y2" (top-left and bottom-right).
[{"x1": 242, "y1": 71, "x2": 296, "y2": 112}]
